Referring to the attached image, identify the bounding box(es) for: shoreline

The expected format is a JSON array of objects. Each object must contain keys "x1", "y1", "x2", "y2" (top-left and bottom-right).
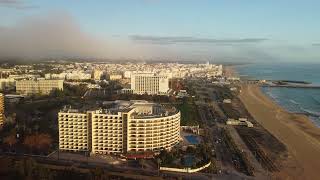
[
  {"x1": 239, "y1": 84, "x2": 320, "y2": 180},
  {"x1": 260, "y1": 87, "x2": 320, "y2": 128},
  {"x1": 224, "y1": 65, "x2": 239, "y2": 78},
  {"x1": 227, "y1": 64, "x2": 320, "y2": 128},
  {"x1": 225, "y1": 66, "x2": 320, "y2": 179}
]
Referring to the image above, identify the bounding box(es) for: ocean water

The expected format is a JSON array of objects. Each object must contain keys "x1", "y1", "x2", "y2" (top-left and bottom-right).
[{"x1": 236, "y1": 63, "x2": 320, "y2": 127}]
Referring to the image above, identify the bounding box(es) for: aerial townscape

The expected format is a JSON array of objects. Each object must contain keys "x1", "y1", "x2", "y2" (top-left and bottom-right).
[
  {"x1": 1, "y1": 1, "x2": 320, "y2": 180},
  {"x1": 1, "y1": 59, "x2": 319, "y2": 180},
  {"x1": 0, "y1": 61, "x2": 250, "y2": 179}
]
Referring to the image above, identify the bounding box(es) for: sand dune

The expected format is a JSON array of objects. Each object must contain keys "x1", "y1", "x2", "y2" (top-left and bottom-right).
[{"x1": 239, "y1": 85, "x2": 320, "y2": 180}]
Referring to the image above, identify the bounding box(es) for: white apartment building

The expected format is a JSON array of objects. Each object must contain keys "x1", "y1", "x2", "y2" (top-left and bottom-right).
[
  {"x1": 109, "y1": 74, "x2": 122, "y2": 81},
  {"x1": 16, "y1": 79, "x2": 64, "y2": 95},
  {"x1": 58, "y1": 100, "x2": 180, "y2": 155},
  {"x1": 9, "y1": 74, "x2": 41, "y2": 80},
  {"x1": 124, "y1": 71, "x2": 133, "y2": 79},
  {"x1": 131, "y1": 73, "x2": 169, "y2": 95},
  {"x1": 0, "y1": 78, "x2": 15, "y2": 90},
  {"x1": 45, "y1": 73, "x2": 67, "y2": 80},
  {"x1": 66, "y1": 71, "x2": 91, "y2": 80},
  {"x1": 92, "y1": 69, "x2": 104, "y2": 80}
]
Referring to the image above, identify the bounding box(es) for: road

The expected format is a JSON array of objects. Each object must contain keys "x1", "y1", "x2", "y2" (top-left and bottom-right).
[
  {"x1": 192, "y1": 82, "x2": 271, "y2": 179},
  {"x1": 1, "y1": 151, "x2": 254, "y2": 180}
]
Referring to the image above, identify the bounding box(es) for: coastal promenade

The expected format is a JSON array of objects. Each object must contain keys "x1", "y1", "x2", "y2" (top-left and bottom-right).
[{"x1": 239, "y1": 84, "x2": 320, "y2": 180}]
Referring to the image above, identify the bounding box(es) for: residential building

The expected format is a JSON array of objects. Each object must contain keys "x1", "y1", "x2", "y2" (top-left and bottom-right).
[
  {"x1": 0, "y1": 68, "x2": 15, "y2": 76},
  {"x1": 0, "y1": 78, "x2": 15, "y2": 90},
  {"x1": 8, "y1": 74, "x2": 41, "y2": 80},
  {"x1": 226, "y1": 118, "x2": 254, "y2": 128},
  {"x1": 45, "y1": 73, "x2": 67, "y2": 80},
  {"x1": 16, "y1": 79, "x2": 64, "y2": 95},
  {"x1": 131, "y1": 73, "x2": 169, "y2": 95},
  {"x1": 58, "y1": 100, "x2": 180, "y2": 155},
  {"x1": 119, "y1": 88, "x2": 134, "y2": 94},
  {"x1": 66, "y1": 71, "x2": 91, "y2": 80},
  {"x1": 92, "y1": 69, "x2": 103, "y2": 80},
  {"x1": 109, "y1": 74, "x2": 122, "y2": 81}
]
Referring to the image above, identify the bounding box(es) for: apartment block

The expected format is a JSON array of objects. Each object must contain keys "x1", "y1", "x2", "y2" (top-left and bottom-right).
[
  {"x1": 109, "y1": 74, "x2": 122, "y2": 81},
  {"x1": 0, "y1": 78, "x2": 15, "y2": 90},
  {"x1": 16, "y1": 79, "x2": 63, "y2": 95}
]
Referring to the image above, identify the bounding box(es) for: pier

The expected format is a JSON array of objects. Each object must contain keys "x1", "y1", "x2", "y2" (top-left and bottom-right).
[
  {"x1": 242, "y1": 79, "x2": 320, "y2": 89},
  {"x1": 261, "y1": 84, "x2": 320, "y2": 89}
]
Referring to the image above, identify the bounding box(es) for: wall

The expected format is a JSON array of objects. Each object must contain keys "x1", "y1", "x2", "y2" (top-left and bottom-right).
[{"x1": 160, "y1": 161, "x2": 211, "y2": 173}]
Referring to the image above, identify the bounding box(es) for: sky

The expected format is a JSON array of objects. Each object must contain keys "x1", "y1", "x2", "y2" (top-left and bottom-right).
[{"x1": 0, "y1": 0, "x2": 320, "y2": 62}]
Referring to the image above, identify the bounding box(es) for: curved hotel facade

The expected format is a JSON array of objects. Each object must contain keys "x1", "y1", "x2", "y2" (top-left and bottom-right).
[
  {"x1": 0, "y1": 93, "x2": 4, "y2": 127},
  {"x1": 58, "y1": 100, "x2": 180, "y2": 155}
]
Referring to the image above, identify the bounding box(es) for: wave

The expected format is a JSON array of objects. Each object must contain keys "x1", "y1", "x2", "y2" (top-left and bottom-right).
[
  {"x1": 264, "y1": 90, "x2": 276, "y2": 99},
  {"x1": 311, "y1": 96, "x2": 320, "y2": 105},
  {"x1": 289, "y1": 99, "x2": 300, "y2": 105},
  {"x1": 300, "y1": 108, "x2": 320, "y2": 117},
  {"x1": 269, "y1": 94, "x2": 278, "y2": 100},
  {"x1": 309, "y1": 116, "x2": 320, "y2": 128}
]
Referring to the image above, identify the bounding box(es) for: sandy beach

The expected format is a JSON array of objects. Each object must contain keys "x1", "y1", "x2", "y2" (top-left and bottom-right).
[
  {"x1": 224, "y1": 65, "x2": 239, "y2": 78},
  {"x1": 239, "y1": 84, "x2": 320, "y2": 180}
]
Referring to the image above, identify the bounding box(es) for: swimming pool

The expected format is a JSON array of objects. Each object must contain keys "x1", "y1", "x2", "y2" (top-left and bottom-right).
[
  {"x1": 183, "y1": 155, "x2": 196, "y2": 167},
  {"x1": 185, "y1": 135, "x2": 199, "y2": 144}
]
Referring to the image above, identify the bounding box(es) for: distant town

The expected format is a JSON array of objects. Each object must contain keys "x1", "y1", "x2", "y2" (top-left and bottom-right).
[
  {"x1": 0, "y1": 61, "x2": 302, "y2": 179},
  {"x1": 2, "y1": 0, "x2": 319, "y2": 179}
]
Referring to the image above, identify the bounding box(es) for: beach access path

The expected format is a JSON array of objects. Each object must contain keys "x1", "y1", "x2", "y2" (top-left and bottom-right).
[{"x1": 239, "y1": 84, "x2": 320, "y2": 180}]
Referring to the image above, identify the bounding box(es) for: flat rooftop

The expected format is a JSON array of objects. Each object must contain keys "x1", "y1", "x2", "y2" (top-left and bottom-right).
[{"x1": 60, "y1": 100, "x2": 178, "y2": 118}]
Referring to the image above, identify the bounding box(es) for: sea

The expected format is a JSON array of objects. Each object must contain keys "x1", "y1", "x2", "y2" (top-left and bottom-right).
[{"x1": 235, "y1": 63, "x2": 320, "y2": 127}]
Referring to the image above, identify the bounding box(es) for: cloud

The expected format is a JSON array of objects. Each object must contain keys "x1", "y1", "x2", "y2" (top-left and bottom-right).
[
  {"x1": 130, "y1": 35, "x2": 268, "y2": 45},
  {"x1": 0, "y1": 12, "x2": 151, "y2": 59},
  {"x1": 0, "y1": 12, "x2": 100, "y2": 58},
  {"x1": 0, "y1": 0, "x2": 21, "y2": 5},
  {"x1": 312, "y1": 43, "x2": 320, "y2": 46},
  {"x1": 0, "y1": 11, "x2": 317, "y2": 62},
  {"x1": 0, "y1": 12, "x2": 297, "y2": 63},
  {"x1": 0, "y1": 0, "x2": 38, "y2": 9}
]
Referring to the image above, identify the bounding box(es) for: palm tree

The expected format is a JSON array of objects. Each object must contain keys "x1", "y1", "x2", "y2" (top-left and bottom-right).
[
  {"x1": 139, "y1": 158, "x2": 146, "y2": 169},
  {"x1": 156, "y1": 158, "x2": 162, "y2": 176}
]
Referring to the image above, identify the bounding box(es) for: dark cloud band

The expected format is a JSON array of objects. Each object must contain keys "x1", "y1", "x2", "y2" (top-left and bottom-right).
[
  {"x1": 130, "y1": 35, "x2": 268, "y2": 45},
  {"x1": 0, "y1": 0, "x2": 37, "y2": 9}
]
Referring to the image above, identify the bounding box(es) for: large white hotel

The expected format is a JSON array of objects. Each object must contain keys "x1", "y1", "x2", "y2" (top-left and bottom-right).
[
  {"x1": 58, "y1": 100, "x2": 180, "y2": 155},
  {"x1": 130, "y1": 73, "x2": 169, "y2": 95}
]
